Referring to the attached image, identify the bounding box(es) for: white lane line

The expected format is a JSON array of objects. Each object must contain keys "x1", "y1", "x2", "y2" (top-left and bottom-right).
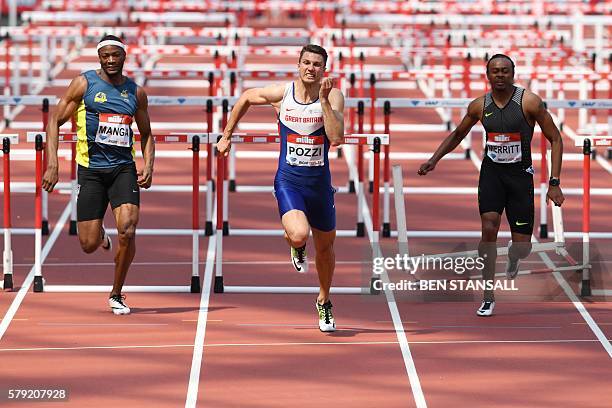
[
  {"x1": 22, "y1": 260, "x2": 368, "y2": 267},
  {"x1": 541, "y1": 252, "x2": 612, "y2": 358},
  {"x1": 2, "y1": 338, "x2": 611, "y2": 353},
  {"x1": 37, "y1": 323, "x2": 169, "y2": 326},
  {"x1": 343, "y1": 147, "x2": 427, "y2": 408},
  {"x1": 185, "y1": 213, "x2": 217, "y2": 408},
  {"x1": 0, "y1": 202, "x2": 71, "y2": 342}
]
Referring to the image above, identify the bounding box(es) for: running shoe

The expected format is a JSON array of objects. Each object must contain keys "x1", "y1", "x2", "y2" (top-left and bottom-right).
[
  {"x1": 291, "y1": 245, "x2": 308, "y2": 273},
  {"x1": 505, "y1": 258, "x2": 520, "y2": 280},
  {"x1": 316, "y1": 300, "x2": 336, "y2": 332},
  {"x1": 476, "y1": 300, "x2": 495, "y2": 317},
  {"x1": 109, "y1": 294, "x2": 130, "y2": 315},
  {"x1": 101, "y1": 228, "x2": 112, "y2": 252}
]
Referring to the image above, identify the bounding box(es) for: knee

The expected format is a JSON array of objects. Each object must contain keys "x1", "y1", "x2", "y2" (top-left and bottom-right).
[
  {"x1": 481, "y1": 218, "x2": 501, "y2": 240},
  {"x1": 79, "y1": 238, "x2": 99, "y2": 254},
  {"x1": 315, "y1": 242, "x2": 334, "y2": 258},
  {"x1": 117, "y1": 223, "x2": 136, "y2": 243},
  {"x1": 286, "y1": 226, "x2": 309, "y2": 248},
  {"x1": 510, "y1": 241, "x2": 532, "y2": 259}
]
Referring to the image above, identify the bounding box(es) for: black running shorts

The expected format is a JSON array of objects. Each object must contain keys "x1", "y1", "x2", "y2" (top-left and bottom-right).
[
  {"x1": 478, "y1": 159, "x2": 534, "y2": 235},
  {"x1": 77, "y1": 163, "x2": 140, "y2": 222}
]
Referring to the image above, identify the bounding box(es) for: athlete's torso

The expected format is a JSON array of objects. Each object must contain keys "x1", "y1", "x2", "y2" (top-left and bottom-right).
[
  {"x1": 276, "y1": 82, "x2": 330, "y2": 186},
  {"x1": 481, "y1": 86, "x2": 534, "y2": 171},
  {"x1": 75, "y1": 70, "x2": 138, "y2": 169}
]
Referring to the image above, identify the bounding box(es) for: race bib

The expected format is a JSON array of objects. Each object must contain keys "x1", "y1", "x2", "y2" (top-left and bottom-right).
[
  {"x1": 95, "y1": 113, "x2": 133, "y2": 147},
  {"x1": 285, "y1": 134, "x2": 325, "y2": 167},
  {"x1": 486, "y1": 132, "x2": 522, "y2": 163}
]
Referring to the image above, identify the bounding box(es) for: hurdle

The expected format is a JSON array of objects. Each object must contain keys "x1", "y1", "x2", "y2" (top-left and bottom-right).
[
  {"x1": 27, "y1": 131, "x2": 205, "y2": 293},
  {"x1": 390, "y1": 161, "x2": 588, "y2": 295},
  {"x1": 212, "y1": 133, "x2": 388, "y2": 295},
  {"x1": 1, "y1": 134, "x2": 18, "y2": 290}
]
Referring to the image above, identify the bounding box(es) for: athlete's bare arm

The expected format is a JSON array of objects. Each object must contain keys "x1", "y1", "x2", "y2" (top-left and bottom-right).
[
  {"x1": 319, "y1": 78, "x2": 344, "y2": 146},
  {"x1": 42, "y1": 75, "x2": 87, "y2": 192},
  {"x1": 523, "y1": 91, "x2": 564, "y2": 206},
  {"x1": 134, "y1": 86, "x2": 155, "y2": 189},
  {"x1": 217, "y1": 83, "x2": 286, "y2": 156},
  {"x1": 418, "y1": 96, "x2": 483, "y2": 175}
]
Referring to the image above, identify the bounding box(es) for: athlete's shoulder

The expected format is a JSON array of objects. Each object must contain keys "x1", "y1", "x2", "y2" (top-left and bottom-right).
[
  {"x1": 521, "y1": 89, "x2": 544, "y2": 112},
  {"x1": 467, "y1": 95, "x2": 485, "y2": 118}
]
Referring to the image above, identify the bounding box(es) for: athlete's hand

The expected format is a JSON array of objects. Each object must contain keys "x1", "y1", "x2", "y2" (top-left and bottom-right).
[
  {"x1": 216, "y1": 135, "x2": 232, "y2": 157},
  {"x1": 319, "y1": 77, "x2": 334, "y2": 101},
  {"x1": 42, "y1": 166, "x2": 59, "y2": 193},
  {"x1": 137, "y1": 167, "x2": 153, "y2": 189},
  {"x1": 417, "y1": 160, "x2": 436, "y2": 176},
  {"x1": 547, "y1": 186, "x2": 564, "y2": 207}
]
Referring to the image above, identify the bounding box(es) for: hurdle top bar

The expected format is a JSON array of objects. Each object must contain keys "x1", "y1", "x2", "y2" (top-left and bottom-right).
[
  {"x1": 374, "y1": 98, "x2": 612, "y2": 109},
  {"x1": 208, "y1": 133, "x2": 390, "y2": 146},
  {"x1": 574, "y1": 136, "x2": 612, "y2": 147},
  {"x1": 26, "y1": 132, "x2": 207, "y2": 144},
  {"x1": 1, "y1": 134, "x2": 19, "y2": 145}
]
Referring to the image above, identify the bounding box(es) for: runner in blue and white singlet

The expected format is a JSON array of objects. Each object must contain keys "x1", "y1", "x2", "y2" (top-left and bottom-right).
[
  {"x1": 275, "y1": 82, "x2": 335, "y2": 232},
  {"x1": 217, "y1": 45, "x2": 345, "y2": 332}
]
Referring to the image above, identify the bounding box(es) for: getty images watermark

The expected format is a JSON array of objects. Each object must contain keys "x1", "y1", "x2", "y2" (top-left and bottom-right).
[{"x1": 371, "y1": 253, "x2": 519, "y2": 292}]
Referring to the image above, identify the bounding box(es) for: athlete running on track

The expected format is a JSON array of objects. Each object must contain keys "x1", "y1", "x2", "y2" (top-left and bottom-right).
[
  {"x1": 418, "y1": 54, "x2": 564, "y2": 316},
  {"x1": 217, "y1": 44, "x2": 344, "y2": 332},
  {"x1": 42, "y1": 35, "x2": 155, "y2": 315}
]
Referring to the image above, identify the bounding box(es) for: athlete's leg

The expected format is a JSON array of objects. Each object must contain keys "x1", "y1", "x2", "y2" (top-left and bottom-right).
[
  {"x1": 281, "y1": 209, "x2": 310, "y2": 249},
  {"x1": 77, "y1": 219, "x2": 105, "y2": 253},
  {"x1": 311, "y1": 227, "x2": 336, "y2": 304},
  {"x1": 76, "y1": 165, "x2": 110, "y2": 253},
  {"x1": 479, "y1": 212, "x2": 502, "y2": 302},
  {"x1": 110, "y1": 203, "x2": 139, "y2": 296}
]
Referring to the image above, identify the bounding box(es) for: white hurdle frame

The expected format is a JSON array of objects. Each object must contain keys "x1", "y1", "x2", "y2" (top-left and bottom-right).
[
  {"x1": 212, "y1": 133, "x2": 389, "y2": 294},
  {"x1": 25, "y1": 132, "x2": 206, "y2": 293}
]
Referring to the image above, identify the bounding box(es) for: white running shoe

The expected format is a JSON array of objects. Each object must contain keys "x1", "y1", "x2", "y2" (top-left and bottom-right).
[
  {"x1": 101, "y1": 228, "x2": 112, "y2": 252},
  {"x1": 291, "y1": 246, "x2": 308, "y2": 273},
  {"x1": 316, "y1": 300, "x2": 336, "y2": 332},
  {"x1": 109, "y1": 294, "x2": 130, "y2": 315},
  {"x1": 476, "y1": 300, "x2": 495, "y2": 317}
]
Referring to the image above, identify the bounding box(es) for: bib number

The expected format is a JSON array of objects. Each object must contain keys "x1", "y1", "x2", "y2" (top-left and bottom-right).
[
  {"x1": 486, "y1": 132, "x2": 522, "y2": 164},
  {"x1": 95, "y1": 113, "x2": 133, "y2": 148},
  {"x1": 286, "y1": 134, "x2": 324, "y2": 167}
]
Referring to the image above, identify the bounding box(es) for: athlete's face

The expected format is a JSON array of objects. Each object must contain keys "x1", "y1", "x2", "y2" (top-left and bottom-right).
[
  {"x1": 486, "y1": 58, "x2": 514, "y2": 91},
  {"x1": 298, "y1": 52, "x2": 326, "y2": 84},
  {"x1": 98, "y1": 46, "x2": 126, "y2": 76}
]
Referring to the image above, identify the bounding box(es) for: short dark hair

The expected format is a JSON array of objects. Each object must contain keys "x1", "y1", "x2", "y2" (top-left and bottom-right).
[
  {"x1": 486, "y1": 54, "x2": 515, "y2": 74},
  {"x1": 299, "y1": 44, "x2": 328, "y2": 66},
  {"x1": 99, "y1": 34, "x2": 124, "y2": 44}
]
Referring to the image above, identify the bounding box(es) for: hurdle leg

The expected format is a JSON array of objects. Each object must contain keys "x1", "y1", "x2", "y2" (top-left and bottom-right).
[
  {"x1": 33, "y1": 135, "x2": 45, "y2": 292},
  {"x1": 581, "y1": 139, "x2": 591, "y2": 296},
  {"x1": 214, "y1": 151, "x2": 225, "y2": 293}
]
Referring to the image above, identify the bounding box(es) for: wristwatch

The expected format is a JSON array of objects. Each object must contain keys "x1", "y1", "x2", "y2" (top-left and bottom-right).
[{"x1": 549, "y1": 177, "x2": 561, "y2": 187}]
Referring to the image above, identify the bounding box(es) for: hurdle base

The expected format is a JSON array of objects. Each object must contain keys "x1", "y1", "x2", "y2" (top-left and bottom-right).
[
  {"x1": 42, "y1": 220, "x2": 49, "y2": 236},
  {"x1": 205, "y1": 221, "x2": 213, "y2": 236},
  {"x1": 336, "y1": 146, "x2": 343, "y2": 158},
  {"x1": 223, "y1": 221, "x2": 229, "y2": 236},
  {"x1": 369, "y1": 181, "x2": 374, "y2": 193},
  {"x1": 370, "y1": 277, "x2": 381, "y2": 295},
  {"x1": 356, "y1": 222, "x2": 365, "y2": 237},
  {"x1": 591, "y1": 149, "x2": 597, "y2": 159},
  {"x1": 222, "y1": 285, "x2": 366, "y2": 294},
  {"x1": 41, "y1": 285, "x2": 194, "y2": 292},
  {"x1": 608, "y1": 148, "x2": 612, "y2": 160},
  {"x1": 539, "y1": 224, "x2": 548, "y2": 239},
  {"x1": 190, "y1": 276, "x2": 201, "y2": 293},
  {"x1": 580, "y1": 279, "x2": 591, "y2": 297},
  {"x1": 214, "y1": 276, "x2": 224, "y2": 293},
  {"x1": 382, "y1": 223, "x2": 391, "y2": 238},
  {"x1": 229, "y1": 179, "x2": 236, "y2": 192},
  {"x1": 2, "y1": 274, "x2": 13, "y2": 290},
  {"x1": 348, "y1": 180, "x2": 356, "y2": 194},
  {"x1": 69, "y1": 220, "x2": 77, "y2": 235},
  {"x1": 464, "y1": 148, "x2": 471, "y2": 159},
  {"x1": 33, "y1": 276, "x2": 44, "y2": 292},
  {"x1": 4, "y1": 118, "x2": 9, "y2": 127},
  {"x1": 446, "y1": 121, "x2": 451, "y2": 131}
]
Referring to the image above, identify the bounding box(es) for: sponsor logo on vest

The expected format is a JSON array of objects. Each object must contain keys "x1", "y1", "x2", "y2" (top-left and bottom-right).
[
  {"x1": 94, "y1": 92, "x2": 107, "y2": 103},
  {"x1": 120, "y1": 89, "x2": 128, "y2": 99}
]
